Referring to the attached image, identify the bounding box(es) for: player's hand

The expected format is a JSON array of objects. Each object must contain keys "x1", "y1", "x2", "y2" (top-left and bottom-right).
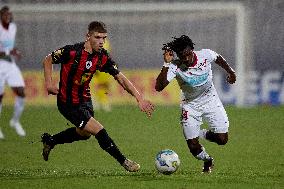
[
  {"x1": 163, "y1": 49, "x2": 174, "y2": 63},
  {"x1": 10, "y1": 48, "x2": 22, "y2": 60},
  {"x1": 138, "y1": 99, "x2": 155, "y2": 118},
  {"x1": 227, "y1": 72, "x2": 236, "y2": 84},
  {"x1": 46, "y1": 85, "x2": 59, "y2": 95}
]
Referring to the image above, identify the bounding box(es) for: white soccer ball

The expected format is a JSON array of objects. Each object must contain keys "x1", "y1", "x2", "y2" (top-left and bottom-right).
[{"x1": 155, "y1": 149, "x2": 180, "y2": 175}]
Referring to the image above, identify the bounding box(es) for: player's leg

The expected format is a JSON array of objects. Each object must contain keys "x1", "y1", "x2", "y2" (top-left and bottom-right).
[
  {"x1": 41, "y1": 127, "x2": 91, "y2": 161},
  {"x1": 76, "y1": 104, "x2": 139, "y2": 171},
  {"x1": 202, "y1": 91, "x2": 229, "y2": 146},
  {"x1": 41, "y1": 101, "x2": 139, "y2": 171},
  {"x1": 84, "y1": 117, "x2": 126, "y2": 165},
  {"x1": 186, "y1": 138, "x2": 214, "y2": 173},
  {"x1": 0, "y1": 93, "x2": 4, "y2": 139},
  {"x1": 0, "y1": 72, "x2": 6, "y2": 139},
  {"x1": 203, "y1": 131, "x2": 228, "y2": 145},
  {"x1": 9, "y1": 86, "x2": 26, "y2": 136},
  {"x1": 7, "y1": 64, "x2": 26, "y2": 136},
  {"x1": 41, "y1": 101, "x2": 93, "y2": 161},
  {"x1": 77, "y1": 103, "x2": 139, "y2": 171},
  {"x1": 83, "y1": 117, "x2": 140, "y2": 172},
  {"x1": 181, "y1": 105, "x2": 213, "y2": 173}
]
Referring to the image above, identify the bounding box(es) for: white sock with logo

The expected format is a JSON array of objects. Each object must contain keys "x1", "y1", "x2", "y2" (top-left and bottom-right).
[{"x1": 195, "y1": 146, "x2": 211, "y2": 161}]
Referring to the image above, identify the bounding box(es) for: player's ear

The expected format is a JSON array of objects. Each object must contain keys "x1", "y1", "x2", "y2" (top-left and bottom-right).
[{"x1": 86, "y1": 33, "x2": 90, "y2": 41}]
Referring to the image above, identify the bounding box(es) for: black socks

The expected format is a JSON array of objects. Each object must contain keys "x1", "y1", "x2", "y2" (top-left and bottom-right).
[
  {"x1": 52, "y1": 127, "x2": 90, "y2": 145},
  {"x1": 50, "y1": 127, "x2": 126, "y2": 165},
  {"x1": 95, "y1": 128, "x2": 126, "y2": 164}
]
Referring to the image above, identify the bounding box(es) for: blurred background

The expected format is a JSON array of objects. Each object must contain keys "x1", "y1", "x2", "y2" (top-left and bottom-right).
[{"x1": 1, "y1": 0, "x2": 283, "y2": 106}]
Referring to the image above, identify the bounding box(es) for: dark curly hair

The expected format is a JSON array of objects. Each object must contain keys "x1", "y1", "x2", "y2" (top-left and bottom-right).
[
  {"x1": 1, "y1": 6, "x2": 9, "y2": 17},
  {"x1": 162, "y1": 35, "x2": 195, "y2": 53}
]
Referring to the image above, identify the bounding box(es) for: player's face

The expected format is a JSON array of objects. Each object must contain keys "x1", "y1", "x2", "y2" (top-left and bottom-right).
[
  {"x1": 87, "y1": 32, "x2": 107, "y2": 52},
  {"x1": 1, "y1": 10, "x2": 12, "y2": 25},
  {"x1": 177, "y1": 47, "x2": 194, "y2": 66}
]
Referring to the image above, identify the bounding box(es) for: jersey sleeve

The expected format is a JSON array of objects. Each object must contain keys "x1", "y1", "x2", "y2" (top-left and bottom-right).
[
  {"x1": 51, "y1": 45, "x2": 71, "y2": 64},
  {"x1": 204, "y1": 49, "x2": 218, "y2": 63},
  {"x1": 99, "y1": 55, "x2": 120, "y2": 76},
  {"x1": 166, "y1": 62, "x2": 178, "y2": 82}
]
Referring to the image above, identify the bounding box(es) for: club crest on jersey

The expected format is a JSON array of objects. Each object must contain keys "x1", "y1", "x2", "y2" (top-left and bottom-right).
[
  {"x1": 53, "y1": 49, "x2": 64, "y2": 62},
  {"x1": 86, "y1": 61, "x2": 92, "y2": 69},
  {"x1": 54, "y1": 49, "x2": 63, "y2": 56}
]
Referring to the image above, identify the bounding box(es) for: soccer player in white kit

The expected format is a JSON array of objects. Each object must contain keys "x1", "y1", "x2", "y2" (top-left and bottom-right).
[
  {"x1": 0, "y1": 6, "x2": 26, "y2": 139},
  {"x1": 155, "y1": 35, "x2": 236, "y2": 173}
]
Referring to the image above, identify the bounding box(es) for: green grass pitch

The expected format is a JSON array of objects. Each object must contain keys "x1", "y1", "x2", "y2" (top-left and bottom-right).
[{"x1": 0, "y1": 105, "x2": 283, "y2": 189}]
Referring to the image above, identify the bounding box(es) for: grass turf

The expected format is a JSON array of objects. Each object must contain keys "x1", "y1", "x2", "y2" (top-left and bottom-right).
[{"x1": 0, "y1": 105, "x2": 283, "y2": 189}]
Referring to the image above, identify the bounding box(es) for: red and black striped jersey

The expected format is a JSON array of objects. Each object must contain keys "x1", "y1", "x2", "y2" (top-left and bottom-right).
[{"x1": 51, "y1": 42, "x2": 119, "y2": 104}]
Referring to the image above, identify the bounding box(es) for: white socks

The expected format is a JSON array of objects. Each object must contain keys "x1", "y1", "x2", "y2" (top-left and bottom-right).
[
  {"x1": 0, "y1": 103, "x2": 3, "y2": 139},
  {"x1": 197, "y1": 132, "x2": 212, "y2": 162},
  {"x1": 0, "y1": 97, "x2": 26, "y2": 138},
  {"x1": 0, "y1": 128, "x2": 4, "y2": 139},
  {"x1": 195, "y1": 147, "x2": 211, "y2": 161},
  {"x1": 0, "y1": 97, "x2": 25, "y2": 122},
  {"x1": 11, "y1": 96, "x2": 25, "y2": 122}
]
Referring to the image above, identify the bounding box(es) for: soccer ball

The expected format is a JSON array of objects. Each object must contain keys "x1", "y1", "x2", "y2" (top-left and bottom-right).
[{"x1": 155, "y1": 149, "x2": 180, "y2": 175}]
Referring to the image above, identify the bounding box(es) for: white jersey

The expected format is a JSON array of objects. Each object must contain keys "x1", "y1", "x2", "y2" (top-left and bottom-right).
[
  {"x1": 0, "y1": 22, "x2": 16, "y2": 57},
  {"x1": 166, "y1": 49, "x2": 229, "y2": 139},
  {"x1": 166, "y1": 49, "x2": 218, "y2": 101},
  {"x1": 0, "y1": 22, "x2": 24, "y2": 90}
]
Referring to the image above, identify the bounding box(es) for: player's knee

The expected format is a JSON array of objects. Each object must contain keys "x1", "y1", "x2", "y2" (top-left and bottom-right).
[
  {"x1": 80, "y1": 135, "x2": 91, "y2": 140},
  {"x1": 77, "y1": 133, "x2": 91, "y2": 141},
  {"x1": 76, "y1": 128, "x2": 91, "y2": 140},
  {"x1": 216, "y1": 133, "x2": 228, "y2": 145},
  {"x1": 12, "y1": 87, "x2": 25, "y2": 98}
]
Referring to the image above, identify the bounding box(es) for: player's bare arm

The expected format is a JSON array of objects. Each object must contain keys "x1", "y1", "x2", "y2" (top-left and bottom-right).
[
  {"x1": 0, "y1": 52, "x2": 5, "y2": 57},
  {"x1": 114, "y1": 72, "x2": 154, "y2": 117},
  {"x1": 0, "y1": 48, "x2": 21, "y2": 61},
  {"x1": 155, "y1": 68, "x2": 169, "y2": 92},
  {"x1": 9, "y1": 48, "x2": 22, "y2": 60},
  {"x1": 155, "y1": 49, "x2": 173, "y2": 91},
  {"x1": 0, "y1": 51, "x2": 10, "y2": 60},
  {"x1": 42, "y1": 54, "x2": 59, "y2": 95},
  {"x1": 215, "y1": 55, "x2": 236, "y2": 84}
]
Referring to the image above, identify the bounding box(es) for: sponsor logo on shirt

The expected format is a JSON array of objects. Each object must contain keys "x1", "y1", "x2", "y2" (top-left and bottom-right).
[{"x1": 178, "y1": 72, "x2": 209, "y2": 87}]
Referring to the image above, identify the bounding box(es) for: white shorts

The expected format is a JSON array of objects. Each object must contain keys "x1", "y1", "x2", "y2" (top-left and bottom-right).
[
  {"x1": 0, "y1": 60, "x2": 25, "y2": 94},
  {"x1": 180, "y1": 86, "x2": 229, "y2": 140}
]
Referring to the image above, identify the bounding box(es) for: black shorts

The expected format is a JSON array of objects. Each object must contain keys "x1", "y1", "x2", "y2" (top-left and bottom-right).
[{"x1": 57, "y1": 100, "x2": 94, "y2": 128}]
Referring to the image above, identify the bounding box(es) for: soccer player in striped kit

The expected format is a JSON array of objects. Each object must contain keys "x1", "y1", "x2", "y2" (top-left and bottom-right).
[
  {"x1": 42, "y1": 21, "x2": 154, "y2": 172},
  {"x1": 0, "y1": 6, "x2": 26, "y2": 139},
  {"x1": 155, "y1": 35, "x2": 236, "y2": 173}
]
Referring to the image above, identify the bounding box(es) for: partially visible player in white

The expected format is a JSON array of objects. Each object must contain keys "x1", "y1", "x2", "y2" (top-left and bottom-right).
[
  {"x1": 155, "y1": 35, "x2": 236, "y2": 173},
  {"x1": 0, "y1": 6, "x2": 26, "y2": 139}
]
